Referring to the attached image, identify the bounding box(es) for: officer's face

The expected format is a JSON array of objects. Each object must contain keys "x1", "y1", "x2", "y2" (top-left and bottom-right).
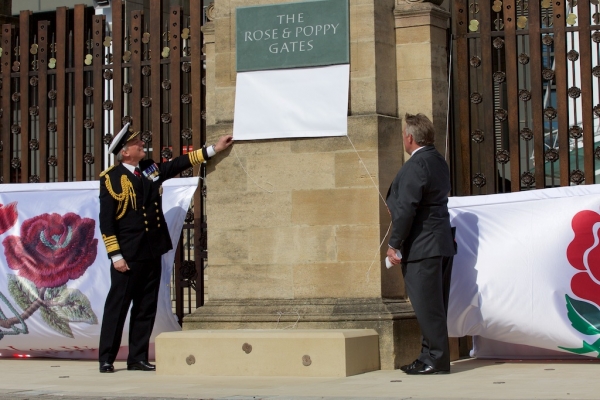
[{"x1": 123, "y1": 137, "x2": 146, "y2": 162}]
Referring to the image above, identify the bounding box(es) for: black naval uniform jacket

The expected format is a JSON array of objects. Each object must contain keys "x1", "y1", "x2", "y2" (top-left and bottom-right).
[{"x1": 99, "y1": 148, "x2": 209, "y2": 261}]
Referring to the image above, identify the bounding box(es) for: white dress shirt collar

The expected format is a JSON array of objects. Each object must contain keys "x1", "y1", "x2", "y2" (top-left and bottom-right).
[{"x1": 121, "y1": 163, "x2": 138, "y2": 173}]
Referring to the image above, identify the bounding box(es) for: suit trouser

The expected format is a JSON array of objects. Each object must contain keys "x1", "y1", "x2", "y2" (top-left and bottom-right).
[
  {"x1": 402, "y1": 256, "x2": 451, "y2": 370},
  {"x1": 98, "y1": 257, "x2": 162, "y2": 364}
]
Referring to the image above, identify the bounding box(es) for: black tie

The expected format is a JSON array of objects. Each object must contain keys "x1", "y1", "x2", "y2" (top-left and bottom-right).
[{"x1": 134, "y1": 167, "x2": 142, "y2": 179}]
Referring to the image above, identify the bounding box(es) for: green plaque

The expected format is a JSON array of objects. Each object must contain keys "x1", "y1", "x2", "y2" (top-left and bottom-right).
[{"x1": 236, "y1": 0, "x2": 349, "y2": 72}]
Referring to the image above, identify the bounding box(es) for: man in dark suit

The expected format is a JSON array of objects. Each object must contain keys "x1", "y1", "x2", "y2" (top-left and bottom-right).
[
  {"x1": 98, "y1": 123, "x2": 233, "y2": 373},
  {"x1": 386, "y1": 113, "x2": 456, "y2": 375}
]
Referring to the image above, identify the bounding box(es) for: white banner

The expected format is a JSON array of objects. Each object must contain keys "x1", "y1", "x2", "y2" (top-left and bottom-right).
[
  {"x1": 233, "y1": 64, "x2": 349, "y2": 140},
  {"x1": 448, "y1": 185, "x2": 600, "y2": 359},
  {"x1": 0, "y1": 178, "x2": 198, "y2": 359}
]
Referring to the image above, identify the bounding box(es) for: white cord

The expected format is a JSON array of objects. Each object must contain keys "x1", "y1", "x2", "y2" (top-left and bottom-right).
[
  {"x1": 275, "y1": 311, "x2": 300, "y2": 330},
  {"x1": 345, "y1": 135, "x2": 393, "y2": 281},
  {"x1": 233, "y1": 145, "x2": 274, "y2": 193}
]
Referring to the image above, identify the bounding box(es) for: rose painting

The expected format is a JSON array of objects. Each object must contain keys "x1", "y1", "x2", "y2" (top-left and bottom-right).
[
  {"x1": 0, "y1": 205, "x2": 98, "y2": 339},
  {"x1": 560, "y1": 210, "x2": 600, "y2": 356},
  {"x1": 0, "y1": 203, "x2": 17, "y2": 236}
]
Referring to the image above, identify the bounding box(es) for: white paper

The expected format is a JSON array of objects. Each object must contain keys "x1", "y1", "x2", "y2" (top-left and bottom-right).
[
  {"x1": 233, "y1": 64, "x2": 349, "y2": 140},
  {"x1": 385, "y1": 250, "x2": 401, "y2": 269}
]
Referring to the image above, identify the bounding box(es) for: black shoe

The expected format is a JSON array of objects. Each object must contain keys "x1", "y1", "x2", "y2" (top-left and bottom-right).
[
  {"x1": 127, "y1": 361, "x2": 156, "y2": 371},
  {"x1": 99, "y1": 362, "x2": 114, "y2": 373},
  {"x1": 400, "y1": 359, "x2": 423, "y2": 372},
  {"x1": 405, "y1": 363, "x2": 450, "y2": 375}
]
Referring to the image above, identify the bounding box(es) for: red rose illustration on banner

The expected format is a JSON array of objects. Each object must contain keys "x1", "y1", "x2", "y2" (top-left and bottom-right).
[
  {"x1": 3, "y1": 212, "x2": 98, "y2": 288},
  {"x1": 0, "y1": 202, "x2": 18, "y2": 235},
  {"x1": 560, "y1": 210, "x2": 600, "y2": 356},
  {"x1": 566, "y1": 210, "x2": 600, "y2": 307},
  {"x1": 0, "y1": 212, "x2": 98, "y2": 339}
]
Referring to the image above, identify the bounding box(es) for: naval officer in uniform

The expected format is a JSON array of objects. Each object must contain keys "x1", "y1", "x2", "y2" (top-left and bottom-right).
[{"x1": 98, "y1": 123, "x2": 233, "y2": 373}]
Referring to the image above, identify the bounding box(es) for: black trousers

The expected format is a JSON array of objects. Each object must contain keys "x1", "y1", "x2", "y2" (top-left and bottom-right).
[
  {"x1": 402, "y1": 256, "x2": 452, "y2": 371},
  {"x1": 98, "y1": 257, "x2": 162, "y2": 364}
]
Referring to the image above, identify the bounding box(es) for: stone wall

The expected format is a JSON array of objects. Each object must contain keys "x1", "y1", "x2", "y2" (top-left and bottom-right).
[{"x1": 200, "y1": 0, "x2": 402, "y2": 303}]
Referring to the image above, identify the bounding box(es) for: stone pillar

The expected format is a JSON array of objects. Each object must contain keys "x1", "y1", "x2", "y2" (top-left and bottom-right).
[
  {"x1": 394, "y1": 0, "x2": 459, "y2": 359},
  {"x1": 395, "y1": 0, "x2": 450, "y2": 155},
  {"x1": 184, "y1": 0, "x2": 452, "y2": 370}
]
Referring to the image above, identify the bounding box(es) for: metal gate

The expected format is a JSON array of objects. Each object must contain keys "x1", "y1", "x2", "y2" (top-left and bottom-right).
[
  {"x1": 452, "y1": 0, "x2": 600, "y2": 196},
  {"x1": 0, "y1": 0, "x2": 208, "y2": 323}
]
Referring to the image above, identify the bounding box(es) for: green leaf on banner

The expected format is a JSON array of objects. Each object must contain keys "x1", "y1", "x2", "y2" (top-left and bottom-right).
[
  {"x1": 569, "y1": 296, "x2": 600, "y2": 327},
  {"x1": 44, "y1": 285, "x2": 67, "y2": 302},
  {"x1": 565, "y1": 295, "x2": 600, "y2": 336},
  {"x1": 50, "y1": 288, "x2": 98, "y2": 325},
  {"x1": 559, "y1": 338, "x2": 600, "y2": 356},
  {"x1": 40, "y1": 306, "x2": 73, "y2": 338},
  {"x1": 7, "y1": 275, "x2": 38, "y2": 312}
]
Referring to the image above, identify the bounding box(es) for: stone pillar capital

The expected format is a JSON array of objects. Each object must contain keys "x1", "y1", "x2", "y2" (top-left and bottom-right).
[
  {"x1": 394, "y1": 0, "x2": 450, "y2": 29},
  {"x1": 205, "y1": 2, "x2": 216, "y2": 22},
  {"x1": 201, "y1": 2, "x2": 216, "y2": 43},
  {"x1": 201, "y1": 21, "x2": 215, "y2": 37}
]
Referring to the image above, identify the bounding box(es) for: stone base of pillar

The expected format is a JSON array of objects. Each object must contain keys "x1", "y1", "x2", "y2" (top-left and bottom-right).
[{"x1": 183, "y1": 298, "x2": 421, "y2": 370}]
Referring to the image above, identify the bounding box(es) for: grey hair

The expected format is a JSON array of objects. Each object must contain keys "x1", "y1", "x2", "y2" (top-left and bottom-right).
[
  {"x1": 116, "y1": 144, "x2": 128, "y2": 162},
  {"x1": 404, "y1": 113, "x2": 435, "y2": 146}
]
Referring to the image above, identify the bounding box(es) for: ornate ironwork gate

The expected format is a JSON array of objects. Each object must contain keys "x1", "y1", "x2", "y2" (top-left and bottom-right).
[
  {"x1": 0, "y1": 0, "x2": 208, "y2": 323},
  {"x1": 452, "y1": 0, "x2": 600, "y2": 195}
]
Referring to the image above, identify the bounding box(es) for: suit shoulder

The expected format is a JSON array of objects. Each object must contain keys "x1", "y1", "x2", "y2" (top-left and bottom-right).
[
  {"x1": 421, "y1": 146, "x2": 445, "y2": 159},
  {"x1": 414, "y1": 147, "x2": 445, "y2": 163}
]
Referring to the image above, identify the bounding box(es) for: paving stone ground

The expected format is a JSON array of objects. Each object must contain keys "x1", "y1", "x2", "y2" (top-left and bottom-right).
[{"x1": 0, "y1": 358, "x2": 598, "y2": 400}]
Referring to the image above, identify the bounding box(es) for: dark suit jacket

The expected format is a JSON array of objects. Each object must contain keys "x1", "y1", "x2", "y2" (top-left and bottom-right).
[
  {"x1": 386, "y1": 146, "x2": 456, "y2": 262},
  {"x1": 99, "y1": 148, "x2": 209, "y2": 261}
]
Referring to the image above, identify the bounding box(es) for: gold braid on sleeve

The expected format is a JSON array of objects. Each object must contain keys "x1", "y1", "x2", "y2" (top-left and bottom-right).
[
  {"x1": 104, "y1": 175, "x2": 137, "y2": 220},
  {"x1": 102, "y1": 234, "x2": 120, "y2": 253},
  {"x1": 188, "y1": 149, "x2": 206, "y2": 166}
]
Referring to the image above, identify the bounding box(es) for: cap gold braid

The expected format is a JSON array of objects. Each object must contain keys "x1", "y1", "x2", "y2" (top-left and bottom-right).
[
  {"x1": 127, "y1": 131, "x2": 141, "y2": 142},
  {"x1": 104, "y1": 174, "x2": 137, "y2": 220}
]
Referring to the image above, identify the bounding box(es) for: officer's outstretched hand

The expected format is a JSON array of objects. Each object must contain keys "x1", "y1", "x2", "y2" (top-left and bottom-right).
[{"x1": 214, "y1": 135, "x2": 234, "y2": 153}]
